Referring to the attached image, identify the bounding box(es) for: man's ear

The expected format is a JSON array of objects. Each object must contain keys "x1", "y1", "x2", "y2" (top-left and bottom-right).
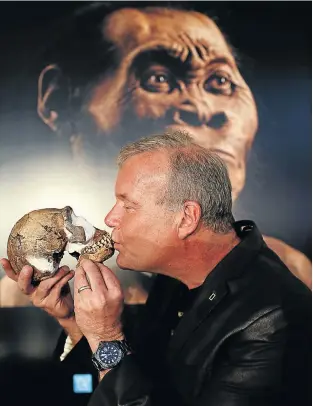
[
  {"x1": 177, "y1": 201, "x2": 202, "y2": 239},
  {"x1": 37, "y1": 64, "x2": 63, "y2": 131}
]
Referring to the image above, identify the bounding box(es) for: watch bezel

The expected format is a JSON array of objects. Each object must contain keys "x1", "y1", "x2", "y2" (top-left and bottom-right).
[{"x1": 92, "y1": 340, "x2": 130, "y2": 371}]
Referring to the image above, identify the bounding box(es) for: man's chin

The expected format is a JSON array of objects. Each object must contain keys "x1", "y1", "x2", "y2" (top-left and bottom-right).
[
  {"x1": 116, "y1": 255, "x2": 147, "y2": 273},
  {"x1": 116, "y1": 255, "x2": 132, "y2": 271}
]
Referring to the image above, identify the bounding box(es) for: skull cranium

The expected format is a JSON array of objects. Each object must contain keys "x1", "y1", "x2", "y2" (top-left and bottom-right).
[{"x1": 7, "y1": 206, "x2": 114, "y2": 283}]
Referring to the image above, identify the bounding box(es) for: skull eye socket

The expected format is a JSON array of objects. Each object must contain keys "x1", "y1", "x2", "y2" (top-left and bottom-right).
[
  {"x1": 52, "y1": 251, "x2": 64, "y2": 264},
  {"x1": 140, "y1": 68, "x2": 176, "y2": 94}
]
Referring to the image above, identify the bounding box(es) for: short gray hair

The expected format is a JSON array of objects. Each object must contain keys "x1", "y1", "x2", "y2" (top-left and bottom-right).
[{"x1": 117, "y1": 130, "x2": 234, "y2": 233}]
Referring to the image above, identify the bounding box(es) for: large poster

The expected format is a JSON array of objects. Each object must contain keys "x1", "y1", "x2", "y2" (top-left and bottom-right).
[{"x1": 0, "y1": 0, "x2": 311, "y2": 345}]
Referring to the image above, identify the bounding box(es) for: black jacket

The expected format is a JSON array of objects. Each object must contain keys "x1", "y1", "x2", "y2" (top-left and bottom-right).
[{"x1": 55, "y1": 221, "x2": 312, "y2": 406}]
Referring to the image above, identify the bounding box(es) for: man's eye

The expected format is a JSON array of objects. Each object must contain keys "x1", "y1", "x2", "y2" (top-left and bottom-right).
[
  {"x1": 204, "y1": 72, "x2": 236, "y2": 96},
  {"x1": 141, "y1": 71, "x2": 175, "y2": 93}
]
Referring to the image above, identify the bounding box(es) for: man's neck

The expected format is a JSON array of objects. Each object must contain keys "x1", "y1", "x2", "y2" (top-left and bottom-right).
[{"x1": 162, "y1": 229, "x2": 240, "y2": 289}]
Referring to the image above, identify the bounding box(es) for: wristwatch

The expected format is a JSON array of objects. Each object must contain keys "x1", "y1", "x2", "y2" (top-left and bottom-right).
[{"x1": 91, "y1": 339, "x2": 132, "y2": 371}]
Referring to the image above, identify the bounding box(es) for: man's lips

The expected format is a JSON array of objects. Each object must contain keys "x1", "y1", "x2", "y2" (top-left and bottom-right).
[{"x1": 110, "y1": 232, "x2": 120, "y2": 249}]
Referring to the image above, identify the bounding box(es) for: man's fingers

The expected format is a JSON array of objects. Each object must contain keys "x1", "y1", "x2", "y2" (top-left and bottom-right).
[
  {"x1": 0, "y1": 258, "x2": 18, "y2": 282},
  {"x1": 50, "y1": 270, "x2": 74, "y2": 300},
  {"x1": 98, "y1": 263, "x2": 122, "y2": 291},
  {"x1": 17, "y1": 265, "x2": 35, "y2": 295},
  {"x1": 77, "y1": 259, "x2": 106, "y2": 291},
  {"x1": 74, "y1": 263, "x2": 93, "y2": 299},
  {"x1": 36, "y1": 266, "x2": 71, "y2": 295}
]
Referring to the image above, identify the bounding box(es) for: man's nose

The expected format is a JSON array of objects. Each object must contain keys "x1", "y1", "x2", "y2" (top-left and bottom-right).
[
  {"x1": 104, "y1": 209, "x2": 120, "y2": 228},
  {"x1": 173, "y1": 97, "x2": 228, "y2": 129}
]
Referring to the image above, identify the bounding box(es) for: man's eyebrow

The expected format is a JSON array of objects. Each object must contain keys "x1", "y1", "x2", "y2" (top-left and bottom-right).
[{"x1": 116, "y1": 193, "x2": 140, "y2": 205}]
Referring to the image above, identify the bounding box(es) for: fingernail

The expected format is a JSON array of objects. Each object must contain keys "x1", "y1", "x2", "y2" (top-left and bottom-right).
[
  {"x1": 61, "y1": 265, "x2": 70, "y2": 272},
  {"x1": 21, "y1": 265, "x2": 33, "y2": 274},
  {"x1": 68, "y1": 271, "x2": 75, "y2": 279}
]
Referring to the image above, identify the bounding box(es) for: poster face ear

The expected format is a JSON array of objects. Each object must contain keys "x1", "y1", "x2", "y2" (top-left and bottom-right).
[{"x1": 37, "y1": 64, "x2": 63, "y2": 131}]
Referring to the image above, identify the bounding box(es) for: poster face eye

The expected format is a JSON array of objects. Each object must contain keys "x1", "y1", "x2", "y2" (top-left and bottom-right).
[
  {"x1": 204, "y1": 72, "x2": 236, "y2": 96},
  {"x1": 140, "y1": 68, "x2": 176, "y2": 93}
]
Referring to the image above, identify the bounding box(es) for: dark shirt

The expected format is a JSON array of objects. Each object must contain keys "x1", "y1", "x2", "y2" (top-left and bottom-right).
[
  {"x1": 167, "y1": 281, "x2": 203, "y2": 333},
  {"x1": 127, "y1": 276, "x2": 204, "y2": 394}
]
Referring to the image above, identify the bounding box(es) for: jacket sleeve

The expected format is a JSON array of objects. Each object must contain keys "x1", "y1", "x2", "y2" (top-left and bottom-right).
[
  {"x1": 52, "y1": 304, "x2": 147, "y2": 398},
  {"x1": 88, "y1": 354, "x2": 154, "y2": 406},
  {"x1": 196, "y1": 307, "x2": 311, "y2": 406},
  {"x1": 53, "y1": 304, "x2": 146, "y2": 361}
]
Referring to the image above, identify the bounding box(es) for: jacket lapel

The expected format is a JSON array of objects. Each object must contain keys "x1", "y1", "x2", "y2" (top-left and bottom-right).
[{"x1": 167, "y1": 277, "x2": 229, "y2": 357}]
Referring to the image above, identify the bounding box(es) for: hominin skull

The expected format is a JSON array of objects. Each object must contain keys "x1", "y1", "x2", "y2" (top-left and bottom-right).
[{"x1": 7, "y1": 206, "x2": 114, "y2": 282}]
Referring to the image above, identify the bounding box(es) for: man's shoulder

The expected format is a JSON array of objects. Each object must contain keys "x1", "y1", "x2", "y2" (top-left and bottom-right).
[
  {"x1": 214, "y1": 248, "x2": 311, "y2": 348},
  {"x1": 236, "y1": 242, "x2": 311, "y2": 315}
]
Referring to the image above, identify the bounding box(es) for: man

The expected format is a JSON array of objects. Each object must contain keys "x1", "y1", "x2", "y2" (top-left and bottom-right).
[
  {"x1": 1, "y1": 131, "x2": 311, "y2": 405},
  {"x1": 0, "y1": 3, "x2": 310, "y2": 309}
]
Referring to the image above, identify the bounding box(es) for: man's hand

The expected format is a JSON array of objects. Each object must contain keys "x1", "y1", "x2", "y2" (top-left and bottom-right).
[
  {"x1": 74, "y1": 259, "x2": 124, "y2": 352},
  {"x1": 0, "y1": 258, "x2": 75, "y2": 320}
]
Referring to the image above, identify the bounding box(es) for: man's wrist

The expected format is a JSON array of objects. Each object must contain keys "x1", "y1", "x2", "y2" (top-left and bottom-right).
[
  {"x1": 99, "y1": 369, "x2": 112, "y2": 381},
  {"x1": 87, "y1": 331, "x2": 125, "y2": 353},
  {"x1": 57, "y1": 314, "x2": 76, "y2": 327},
  {"x1": 93, "y1": 339, "x2": 132, "y2": 381}
]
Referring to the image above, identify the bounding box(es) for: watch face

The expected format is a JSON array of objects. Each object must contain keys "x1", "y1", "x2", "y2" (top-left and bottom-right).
[{"x1": 98, "y1": 342, "x2": 123, "y2": 368}]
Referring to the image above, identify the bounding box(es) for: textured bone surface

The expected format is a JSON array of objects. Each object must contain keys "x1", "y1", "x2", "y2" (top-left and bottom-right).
[{"x1": 7, "y1": 206, "x2": 114, "y2": 282}]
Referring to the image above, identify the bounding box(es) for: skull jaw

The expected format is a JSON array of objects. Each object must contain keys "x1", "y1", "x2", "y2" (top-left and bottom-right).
[
  {"x1": 67, "y1": 227, "x2": 115, "y2": 265},
  {"x1": 77, "y1": 247, "x2": 115, "y2": 265},
  {"x1": 29, "y1": 233, "x2": 115, "y2": 283}
]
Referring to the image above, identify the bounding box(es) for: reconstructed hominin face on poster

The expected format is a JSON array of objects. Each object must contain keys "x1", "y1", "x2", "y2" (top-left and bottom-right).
[{"x1": 38, "y1": 6, "x2": 258, "y2": 201}]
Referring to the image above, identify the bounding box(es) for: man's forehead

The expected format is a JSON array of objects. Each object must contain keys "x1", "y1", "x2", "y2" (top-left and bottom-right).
[
  {"x1": 103, "y1": 7, "x2": 232, "y2": 59},
  {"x1": 116, "y1": 152, "x2": 169, "y2": 192}
]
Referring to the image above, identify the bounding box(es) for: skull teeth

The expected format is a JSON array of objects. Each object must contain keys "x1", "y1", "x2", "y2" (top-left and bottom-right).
[{"x1": 82, "y1": 237, "x2": 110, "y2": 254}]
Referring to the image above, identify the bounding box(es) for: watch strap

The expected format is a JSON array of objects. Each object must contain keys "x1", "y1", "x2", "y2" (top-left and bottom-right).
[
  {"x1": 91, "y1": 355, "x2": 103, "y2": 371},
  {"x1": 118, "y1": 339, "x2": 132, "y2": 354}
]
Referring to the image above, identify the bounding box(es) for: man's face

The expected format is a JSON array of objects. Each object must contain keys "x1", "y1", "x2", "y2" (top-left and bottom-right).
[
  {"x1": 86, "y1": 8, "x2": 258, "y2": 199},
  {"x1": 104, "y1": 151, "x2": 177, "y2": 273}
]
